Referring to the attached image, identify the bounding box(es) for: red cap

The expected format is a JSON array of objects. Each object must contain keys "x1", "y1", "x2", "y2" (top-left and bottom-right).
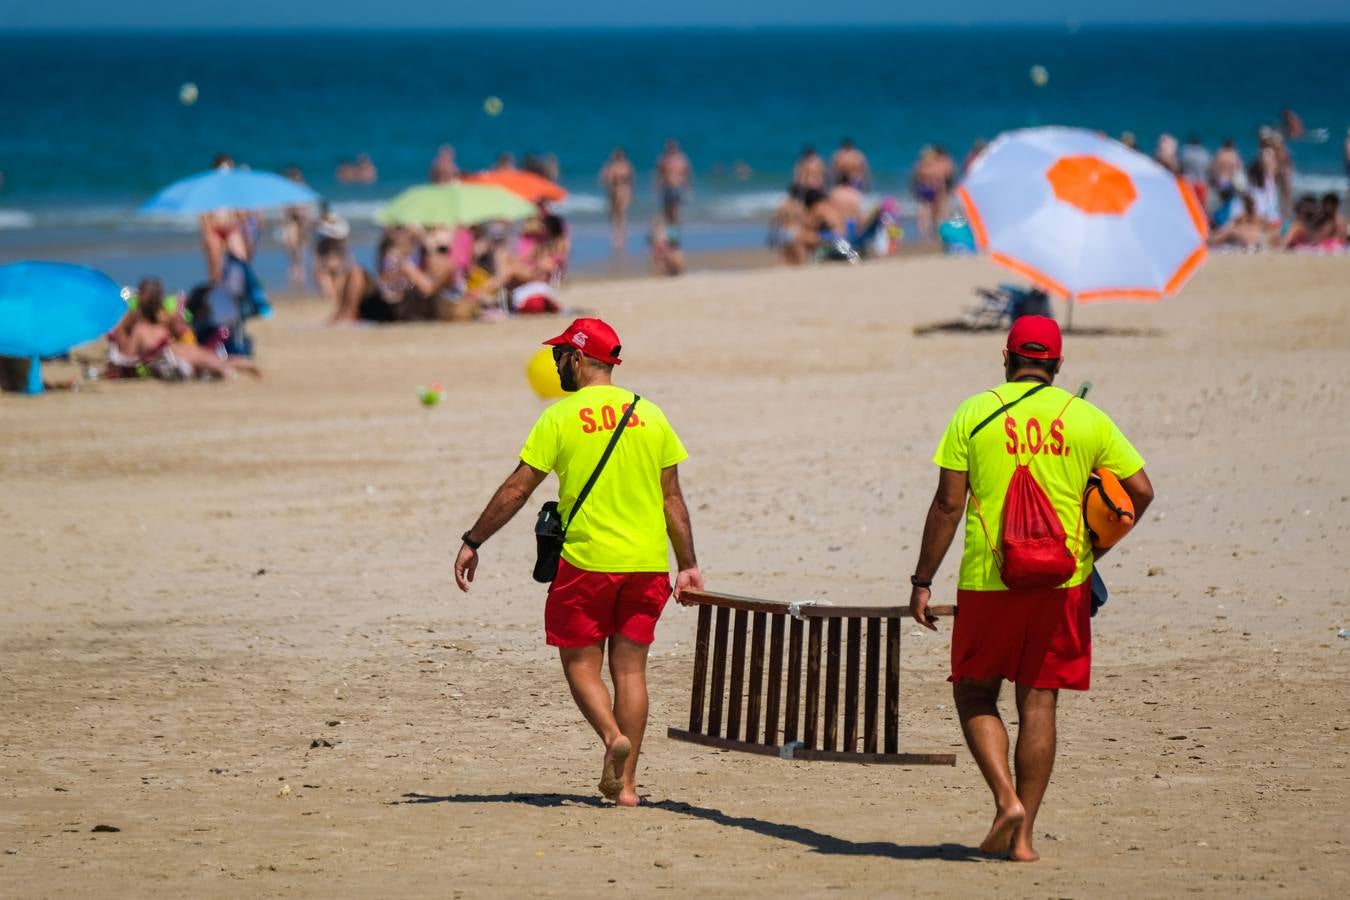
[
  {"x1": 543, "y1": 317, "x2": 623, "y2": 365},
  {"x1": 1006, "y1": 315, "x2": 1062, "y2": 360}
]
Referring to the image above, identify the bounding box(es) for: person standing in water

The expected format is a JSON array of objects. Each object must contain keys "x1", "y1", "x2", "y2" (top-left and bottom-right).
[
  {"x1": 655, "y1": 138, "x2": 692, "y2": 225},
  {"x1": 600, "y1": 147, "x2": 635, "y2": 253}
]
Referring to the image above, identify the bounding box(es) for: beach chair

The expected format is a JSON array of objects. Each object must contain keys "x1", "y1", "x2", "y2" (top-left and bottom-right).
[
  {"x1": 187, "y1": 254, "x2": 270, "y2": 356},
  {"x1": 668, "y1": 590, "x2": 956, "y2": 765},
  {"x1": 965, "y1": 283, "x2": 1052, "y2": 330}
]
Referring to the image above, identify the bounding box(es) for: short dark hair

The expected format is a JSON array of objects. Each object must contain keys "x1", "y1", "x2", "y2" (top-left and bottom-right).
[{"x1": 1006, "y1": 351, "x2": 1058, "y2": 380}]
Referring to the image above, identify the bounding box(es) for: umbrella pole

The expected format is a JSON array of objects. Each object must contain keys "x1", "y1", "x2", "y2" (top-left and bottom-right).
[
  {"x1": 1065, "y1": 295, "x2": 1076, "y2": 333},
  {"x1": 24, "y1": 355, "x2": 43, "y2": 396}
]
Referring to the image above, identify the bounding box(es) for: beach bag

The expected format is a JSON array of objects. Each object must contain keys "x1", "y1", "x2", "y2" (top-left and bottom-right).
[
  {"x1": 969, "y1": 385, "x2": 1081, "y2": 590},
  {"x1": 996, "y1": 463, "x2": 1077, "y2": 589},
  {"x1": 532, "y1": 395, "x2": 639, "y2": 583}
]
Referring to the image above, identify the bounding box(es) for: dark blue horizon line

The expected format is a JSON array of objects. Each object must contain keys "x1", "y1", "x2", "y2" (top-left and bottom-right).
[{"x1": 4, "y1": 21, "x2": 1350, "y2": 35}]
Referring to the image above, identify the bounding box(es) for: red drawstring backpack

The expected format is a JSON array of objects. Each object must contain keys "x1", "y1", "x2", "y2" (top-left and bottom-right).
[{"x1": 969, "y1": 385, "x2": 1082, "y2": 590}]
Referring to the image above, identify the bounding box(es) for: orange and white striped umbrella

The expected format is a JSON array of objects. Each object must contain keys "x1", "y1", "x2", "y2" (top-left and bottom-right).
[{"x1": 957, "y1": 127, "x2": 1207, "y2": 302}]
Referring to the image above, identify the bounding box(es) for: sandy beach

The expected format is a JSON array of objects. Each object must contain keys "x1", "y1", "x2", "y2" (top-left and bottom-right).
[{"x1": 2, "y1": 252, "x2": 1348, "y2": 897}]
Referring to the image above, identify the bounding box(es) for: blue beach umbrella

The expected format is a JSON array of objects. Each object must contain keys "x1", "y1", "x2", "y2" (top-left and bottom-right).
[
  {"x1": 0, "y1": 261, "x2": 125, "y2": 395},
  {"x1": 139, "y1": 167, "x2": 318, "y2": 216}
]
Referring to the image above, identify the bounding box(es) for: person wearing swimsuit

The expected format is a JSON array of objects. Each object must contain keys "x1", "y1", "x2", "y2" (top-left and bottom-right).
[{"x1": 600, "y1": 147, "x2": 635, "y2": 253}]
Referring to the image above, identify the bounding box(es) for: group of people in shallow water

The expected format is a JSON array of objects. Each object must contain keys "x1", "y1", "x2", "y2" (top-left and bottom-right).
[{"x1": 598, "y1": 140, "x2": 693, "y2": 276}]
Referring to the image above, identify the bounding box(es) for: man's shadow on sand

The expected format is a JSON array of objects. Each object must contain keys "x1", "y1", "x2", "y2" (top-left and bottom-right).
[{"x1": 397, "y1": 791, "x2": 984, "y2": 862}]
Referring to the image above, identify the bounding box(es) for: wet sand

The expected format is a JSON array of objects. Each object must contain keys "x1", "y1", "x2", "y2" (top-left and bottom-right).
[{"x1": 2, "y1": 252, "x2": 1348, "y2": 897}]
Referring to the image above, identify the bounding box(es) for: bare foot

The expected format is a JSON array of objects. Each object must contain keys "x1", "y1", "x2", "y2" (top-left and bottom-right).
[
  {"x1": 1008, "y1": 842, "x2": 1040, "y2": 863},
  {"x1": 616, "y1": 788, "x2": 640, "y2": 807},
  {"x1": 598, "y1": 735, "x2": 631, "y2": 801},
  {"x1": 979, "y1": 801, "x2": 1025, "y2": 857}
]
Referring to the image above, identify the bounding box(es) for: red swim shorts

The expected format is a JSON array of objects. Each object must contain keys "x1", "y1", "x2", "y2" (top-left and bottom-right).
[
  {"x1": 950, "y1": 582, "x2": 1092, "y2": 691},
  {"x1": 545, "y1": 558, "x2": 671, "y2": 648}
]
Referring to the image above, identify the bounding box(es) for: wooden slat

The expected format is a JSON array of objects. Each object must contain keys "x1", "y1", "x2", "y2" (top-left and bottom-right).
[
  {"x1": 804, "y1": 618, "x2": 823, "y2": 750},
  {"x1": 863, "y1": 617, "x2": 881, "y2": 753},
  {"x1": 764, "y1": 614, "x2": 785, "y2": 745},
  {"x1": 745, "y1": 611, "x2": 766, "y2": 745},
  {"x1": 784, "y1": 618, "x2": 803, "y2": 744},
  {"x1": 708, "y1": 605, "x2": 730, "y2": 737},
  {"x1": 675, "y1": 590, "x2": 826, "y2": 615},
  {"x1": 675, "y1": 590, "x2": 955, "y2": 620},
  {"x1": 884, "y1": 616, "x2": 901, "y2": 754},
  {"x1": 726, "y1": 609, "x2": 748, "y2": 741},
  {"x1": 844, "y1": 617, "x2": 861, "y2": 752},
  {"x1": 824, "y1": 617, "x2": 842, "y2": 752},
  {"x1": 669, "y1": 729, "x2": 955, "y2": 766},
  {"x1": 798, "y1": 603, "x2": 959, "y2": 619},
  {"x1": 667, "y1": 728, "x2": 782, "y2": 758},
  {"x1": 689, "y1": 603, "x2": 712, "y2": 732},
  {"x1": 787, "y1": 746, "x2": 957, "y2": 766}
]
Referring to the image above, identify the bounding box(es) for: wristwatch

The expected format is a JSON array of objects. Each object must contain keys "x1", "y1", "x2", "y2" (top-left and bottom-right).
[
  {"x1": 910, "y1": 575, "x2": 932, "y2": 589},
  {"x1": 461, "y1": 531, "x2": 483, "y2": 551}
]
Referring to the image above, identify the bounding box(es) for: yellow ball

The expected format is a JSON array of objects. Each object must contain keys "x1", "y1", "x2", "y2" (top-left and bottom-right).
[
  {"x1": 483, "y1": 95, "x2": 503, "y2": 117},
  {"x1": 179, "y1": 82, "x2": 199, "y2": 105},
  {"x1": 526, "y1": 347, "x2": 566, "y2": 399},
  {"x1": 1029, "y1": 65, "x2": 1049, "y2": 88}
]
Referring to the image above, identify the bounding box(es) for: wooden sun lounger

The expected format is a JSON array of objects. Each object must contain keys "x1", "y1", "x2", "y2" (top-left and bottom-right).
[{"x1": 668, "y1": 590, "x2": 957, "y2": 765}]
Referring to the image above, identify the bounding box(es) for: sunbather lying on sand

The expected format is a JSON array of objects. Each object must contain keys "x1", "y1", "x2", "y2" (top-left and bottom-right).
[{"x1": 109, "y1": 278, "x2": 260, "y2": 380}]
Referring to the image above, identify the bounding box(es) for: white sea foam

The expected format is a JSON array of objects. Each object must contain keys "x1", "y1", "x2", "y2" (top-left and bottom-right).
[
  {"x1": 1291, "y1": 172, "x2": 1349, "y2": 195},
  {"x1": 557, "y1": 192, "x2": 606, "y2": 215},
  {"x1": 0, "y1": 209, "x2": 36, "y2": 229},
  {"x1": 328, "y1": 200, "x2": 389, "y2": 224},
  {"x1": 701, "y1": 191, "x2": 788, "y2": 221}
]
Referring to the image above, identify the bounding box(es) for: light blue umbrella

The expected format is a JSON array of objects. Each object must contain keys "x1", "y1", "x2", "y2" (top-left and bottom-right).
[
  {"x1": 0, "y1": 261, "x2": 125, "y2": 395},
  {"x1": 139, "y1": 167, "x2": 318, "y2": 216}
]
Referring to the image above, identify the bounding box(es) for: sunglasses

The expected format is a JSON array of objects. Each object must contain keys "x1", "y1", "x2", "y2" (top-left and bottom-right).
[{"x1": 551, "y1": 345, "x2": 574, "y2": 364}]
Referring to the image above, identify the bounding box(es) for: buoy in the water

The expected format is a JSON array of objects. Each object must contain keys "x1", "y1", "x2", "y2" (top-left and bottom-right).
[{"x1": 526, "y1": 347, "x2": 566, "y2": 399}]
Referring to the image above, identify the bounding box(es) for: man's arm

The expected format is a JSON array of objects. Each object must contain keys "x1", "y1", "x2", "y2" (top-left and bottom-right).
[
  {"x1": 454, "y1": 461, "x2": 549, "y2": 592},
  {"x1": 909, "y1": 467, "x2": 968, "y2": 631},
  {"x1": 1093, "y1": 468, "x2": 1154, "y2": 562},
  {"x1": 661, "y1": 465, "x2": 703, "y2": 600}
]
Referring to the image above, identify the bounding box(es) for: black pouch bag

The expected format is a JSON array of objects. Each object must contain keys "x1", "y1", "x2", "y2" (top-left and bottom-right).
[
  {"x1": 532, "y1": 395, "x2": 639, "y2": 583},
  {"x1": 532, "y1": 501, "x2": 565, "y2": 583}
]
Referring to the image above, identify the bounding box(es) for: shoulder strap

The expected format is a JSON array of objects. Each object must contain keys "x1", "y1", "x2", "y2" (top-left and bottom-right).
[
  {"x1": 969, "y1": 383, "x2": 1050, "y2": 440},
  {"x1": 563, "y1": 395, "x2": 640, "y2": 535}
]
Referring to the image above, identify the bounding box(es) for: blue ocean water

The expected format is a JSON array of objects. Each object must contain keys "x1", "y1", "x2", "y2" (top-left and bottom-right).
[{"x1": 0, "y1": 25, "x2": 1346, "y2": 276}]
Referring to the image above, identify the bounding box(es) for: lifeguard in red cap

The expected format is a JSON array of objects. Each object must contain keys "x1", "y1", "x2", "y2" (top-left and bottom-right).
[
  {"x1": 907, "y1": 315, "x2": 1154, "y2": 861},
  {"x1": 454, "y1": 317, "x2": 702, "y2": 806}
]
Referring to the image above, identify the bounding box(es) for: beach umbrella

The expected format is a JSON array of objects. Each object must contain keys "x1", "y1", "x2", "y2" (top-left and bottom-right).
[
  {"x1": 958, "y1": 127, "x2": 1208, "y2": 311},
  {"x1": 139, "y1": 167, "x2": 318, "y2": 216},
  {"x1": 0, "y1": 261, "x2": 124, "y2": 394},
  {"x1": 377, "y1": 182, "x2": 537, "y2": 228},
  {"x1": 463, "y1": 169, "x2": 568, "y2": 203}
]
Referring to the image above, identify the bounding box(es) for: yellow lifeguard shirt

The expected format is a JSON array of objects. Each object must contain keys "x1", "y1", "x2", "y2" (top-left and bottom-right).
[
  {"x1": 520, "y1": 384, "x2": 687, "y2": 573},
  {"x1": 933, "y1": 382, "x2": 1145, "y2": 591}
]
